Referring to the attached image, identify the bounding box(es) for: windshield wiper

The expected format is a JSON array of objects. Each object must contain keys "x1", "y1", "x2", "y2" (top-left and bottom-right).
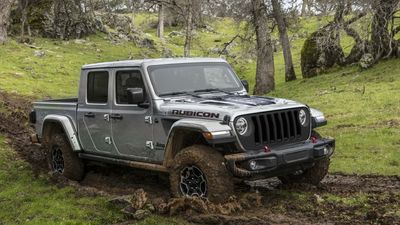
[
  {"x1": 158, "y1": 91, "x2": 201, "y2": 98},
  {"x1": 193, "y1": 88, "x2": 232, "y2": 95}
]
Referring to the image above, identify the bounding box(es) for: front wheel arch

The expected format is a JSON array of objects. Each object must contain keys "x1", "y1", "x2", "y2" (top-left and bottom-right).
[{"x1": 163, "y1": 128, "x2": 208, "y2": 168}]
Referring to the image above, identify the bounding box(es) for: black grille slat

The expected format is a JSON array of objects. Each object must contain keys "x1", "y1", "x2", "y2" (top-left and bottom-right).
[
  {"x1": 255, "y1": 116, "x2": 263, "y2": 143},
  {"x1": 288, "y1": 111, "x2": 295, "y2": 138},
  {"x1": 264, "y1": 115, "x2": 270, "y2": 143},
  {"x1": 275, "y1": 113, "x2": 283, "y2": 141},
  {"x1": 294, "y1": 111, "x2": 301, "y2": 136},
  {"x1": 267, "y1": 114, "x2": 275, "y2": 142},
  {"x1": 236, "y1": 108, "x2": 310, "y2": 150},
  {"x1": 259, "y1": 115, "x2": 268, "y2": 142},
  {"x1": 282, "y1": 112, "x2": 289, "y2": 140},
  {"x1": 252, "y1": 116, "x2": 261, "y2": 143}
]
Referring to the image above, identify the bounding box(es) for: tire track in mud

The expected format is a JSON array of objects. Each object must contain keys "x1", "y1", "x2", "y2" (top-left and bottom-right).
[{"x1": 0, "y1": 91, "x2": 399, "y2": 225}]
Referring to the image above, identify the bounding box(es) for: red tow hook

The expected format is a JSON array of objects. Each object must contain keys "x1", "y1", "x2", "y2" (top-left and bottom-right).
[{"x1": 311, "y1": 136, "x2": 318, "y2": 144}]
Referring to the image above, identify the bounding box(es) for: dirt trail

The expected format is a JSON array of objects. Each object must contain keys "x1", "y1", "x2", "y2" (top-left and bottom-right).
[{"x1": 0, "y1": 91, "x2": 399, "y2": 225}]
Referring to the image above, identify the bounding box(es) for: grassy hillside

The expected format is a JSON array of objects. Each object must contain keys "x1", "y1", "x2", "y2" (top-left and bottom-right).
[
  {"x1": 0, "y1": 135, "x2": 121, "y2": 224},
  {"x1": 0, "y1": 12, "x2": 399, "y2": 224},
  {"x1": 0, "y1": 13, "x2": 399, "y2": 174},
  {"x1": 272, "y1": 60, "x2": 400, "y2": 175}
]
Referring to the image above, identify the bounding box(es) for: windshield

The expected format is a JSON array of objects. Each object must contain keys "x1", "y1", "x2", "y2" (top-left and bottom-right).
[{"x1": 147, "y1": 63, "x2": 243, "y2": 96}]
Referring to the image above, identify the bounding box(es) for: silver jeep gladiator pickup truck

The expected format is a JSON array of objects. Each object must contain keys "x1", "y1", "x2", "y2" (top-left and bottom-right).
[{"x1": 30, "y1": 58, "x2": 335, "y2": 202}]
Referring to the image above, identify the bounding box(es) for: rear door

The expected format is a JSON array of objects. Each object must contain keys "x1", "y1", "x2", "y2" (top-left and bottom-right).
[
  {"x1": 77, "y1": 69, "x2": 115, "y2": 154},
  {"x1": 111, "y1": 68, "x2": 155, "y2": 161}
]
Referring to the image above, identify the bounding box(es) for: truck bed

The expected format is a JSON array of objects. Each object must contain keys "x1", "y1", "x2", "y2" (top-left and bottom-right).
[{"x1": 33, "y1": 98, "x2": 78, "y2": 137}]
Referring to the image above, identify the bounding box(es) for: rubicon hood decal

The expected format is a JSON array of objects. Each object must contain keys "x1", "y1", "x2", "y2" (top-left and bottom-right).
[{"x1": 171, "y1": 110, "x2": 220, "y2": 119}]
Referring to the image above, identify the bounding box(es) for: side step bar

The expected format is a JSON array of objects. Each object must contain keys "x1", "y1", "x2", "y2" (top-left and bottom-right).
[{"x1": 78, "y1": 153, "x2": 168, "y2": 173}]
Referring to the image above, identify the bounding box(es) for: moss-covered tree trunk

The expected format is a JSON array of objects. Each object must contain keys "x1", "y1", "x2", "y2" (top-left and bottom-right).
[
  {"x1": 157, "y1": 3, "x2": 164, "y2": 39},
  {"x1": 371, "y1": 0, "x2": 400, "y2": 60},
  {"x1": 0, "y1": 0, "x2": 16, "y2": 44},
  {"x1": 300, "y1": 0, "x2": 348, "y2": 78},
  {"x1": 184, "y1": 0, "x2": 193, "y2": 57},
  {"x1": 271, "y1": 0, "x2": 296, "y2": 82},
  {"x1": 252, "y1": 0, "x2": 275, "y2": 94}
]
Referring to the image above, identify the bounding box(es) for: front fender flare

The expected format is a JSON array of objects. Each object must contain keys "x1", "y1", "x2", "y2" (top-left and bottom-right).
[
  {"x1": 170, "y1": 118, "x2": 233, "y2": 140},
  {"x1": 163, "y1": 118, "x2": 234, "y2": 167},
  {"x1": 42, "y1": 115, "x2": 81, "y2": 151}
]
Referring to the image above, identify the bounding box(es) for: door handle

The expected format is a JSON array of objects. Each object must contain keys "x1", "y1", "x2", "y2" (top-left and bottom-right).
[
  {"x1": 84, "y1": 112, "x2": 95, "y2": 118},
  {"x1": 104, "y1": 114, "x2": 110, "y2": 122},
  {"x1": 110, "y1": 114, "x2": 123, "y2": 120}
]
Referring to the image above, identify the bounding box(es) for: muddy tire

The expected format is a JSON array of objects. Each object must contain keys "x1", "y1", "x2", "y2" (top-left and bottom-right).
[
  {"x1": 46, "y1": 133, "x2": 85, "y2": 181},
  {"x1": 278, "y1": 131, "x2": 330, "y2": 185},
  {"x1": 169, "y1": 145, "x2": 234, "y2": 203}
]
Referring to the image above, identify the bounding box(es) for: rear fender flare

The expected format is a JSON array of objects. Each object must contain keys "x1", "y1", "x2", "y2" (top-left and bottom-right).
[{"x1": 42, "y1": 115, "x2": 81, "y2": 152}]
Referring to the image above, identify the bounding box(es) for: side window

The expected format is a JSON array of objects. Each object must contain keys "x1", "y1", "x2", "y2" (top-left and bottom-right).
[
  {"x1": 87, "y1": 71, "x2": 109, "y2": 104},
  {"x1": 116, "y1": 70, "x2": 146, "y2": 104}
]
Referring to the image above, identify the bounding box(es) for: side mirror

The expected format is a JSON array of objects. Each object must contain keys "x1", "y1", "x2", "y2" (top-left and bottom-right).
[
  {"x1": 241, "y1": 80, "x2": 249, "y2": 93},
  {"x1": 127, "y1": 88, "x2": 145, "y2": 105}
]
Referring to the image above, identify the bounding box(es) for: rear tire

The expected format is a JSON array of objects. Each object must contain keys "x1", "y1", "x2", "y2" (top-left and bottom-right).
[
  {"x1": 46, "y1": 133, "x2": 85, "y2": 181},
  {"x1": 278, "y1": 131, "x2": 330, "y2": 185},
  {"x1": 169, "y1": 145, "x2": 234, "y2": 203}
]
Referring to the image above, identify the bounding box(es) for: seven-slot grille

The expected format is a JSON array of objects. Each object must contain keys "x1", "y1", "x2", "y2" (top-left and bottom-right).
[{"x1": 235, "y1": 108, "x2": 311, "y2": 150}]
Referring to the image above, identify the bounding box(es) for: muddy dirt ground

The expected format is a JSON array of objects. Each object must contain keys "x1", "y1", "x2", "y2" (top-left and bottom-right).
[{"x1": 0, "y1": 91, "x2": 399, "y2": 225}]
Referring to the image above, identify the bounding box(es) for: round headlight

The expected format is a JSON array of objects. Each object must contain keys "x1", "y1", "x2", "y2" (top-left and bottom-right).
[
  {"x1": 299, "y1": 109, "x2": 307, "y2": 126},
  {"x1": 235, "y1": 117, "x2": 248, "y2": 135}
]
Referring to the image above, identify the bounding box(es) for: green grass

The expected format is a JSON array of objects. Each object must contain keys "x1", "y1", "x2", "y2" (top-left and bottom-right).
[
  {"x1": 0, "y1": 136, "x2": 122, "y2": 224},
  {"x1": 0, "y1": 34, "x2": 144, "y2": 98},
  {"x1": 0, "y1": 136, "x2": 190, "y2": 224},
  {"x1": 271, "y1": 59, "x2": 400, "y2": 175},
  {"x1": 324, "y1": 193, "x2": 369, "y2": 207}
]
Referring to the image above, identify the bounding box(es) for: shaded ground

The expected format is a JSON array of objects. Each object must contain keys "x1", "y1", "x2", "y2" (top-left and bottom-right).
[{"x1": 0, "y1": 91, "x2": 399, "y2": 225}]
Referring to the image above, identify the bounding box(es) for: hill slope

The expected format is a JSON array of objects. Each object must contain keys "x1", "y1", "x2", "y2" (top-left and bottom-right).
[
  {"x1": 1, "y1": 14, "x2": 399, "y2": 175},
  {"x1": 0, "y1": 13, "x2": 399, "y2": 224}
]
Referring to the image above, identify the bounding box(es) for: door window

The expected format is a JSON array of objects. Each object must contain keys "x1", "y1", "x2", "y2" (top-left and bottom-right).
[
  {"x1": 87, "y1": 71, "x2": 109, "y2": 104},
  {"x1": 116, "y1": 70, "x2": 146, "y2": 104}
]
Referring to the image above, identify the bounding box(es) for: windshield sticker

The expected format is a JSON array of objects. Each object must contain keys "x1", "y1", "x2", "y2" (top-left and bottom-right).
[{"x1": 171, "y1": 110, "x2": 220, "y2": 119}]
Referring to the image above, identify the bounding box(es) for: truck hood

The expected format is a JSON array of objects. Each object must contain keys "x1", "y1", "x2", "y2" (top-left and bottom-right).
[{"x1": 157, "y1": 95, "x2": 306, "y2": 121}]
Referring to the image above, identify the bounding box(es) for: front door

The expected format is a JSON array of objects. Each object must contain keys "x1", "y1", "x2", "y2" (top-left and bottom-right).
[
  {"x1": 111, "y1": 69, "x2": 154, "y2": 161},
  {"x1": 77, "y1": 70, "x2": 114, "y2": 154}
]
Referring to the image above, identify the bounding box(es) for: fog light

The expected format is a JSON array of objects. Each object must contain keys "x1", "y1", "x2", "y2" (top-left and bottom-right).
[
  {"x1": 249, "y1": 160, "x2": 257, "y2": 170},
  {"x1": 323, "y1": 146, "x2": 329, "y2": 155}
]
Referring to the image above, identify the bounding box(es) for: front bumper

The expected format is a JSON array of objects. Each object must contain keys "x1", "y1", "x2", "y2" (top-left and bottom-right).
[{"x1": 224, "y1": 138, "x2": 335, "y2": 178}]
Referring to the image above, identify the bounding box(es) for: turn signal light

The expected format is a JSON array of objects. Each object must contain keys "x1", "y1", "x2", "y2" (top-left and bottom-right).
[{"x1": 202, "y1": 132, "x2": 213, "y2": 140}]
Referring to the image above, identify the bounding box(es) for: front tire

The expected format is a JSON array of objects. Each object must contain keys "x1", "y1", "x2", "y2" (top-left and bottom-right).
[
  {"x1": 278, "y1": 131, "x2": 330, "y2": 185},
  {"x1": 46, "y1": 133, "x2": 85, "y2": 181},
  {"x1": 169, "y1": 145, "x2": 234, "y2": 203}
]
